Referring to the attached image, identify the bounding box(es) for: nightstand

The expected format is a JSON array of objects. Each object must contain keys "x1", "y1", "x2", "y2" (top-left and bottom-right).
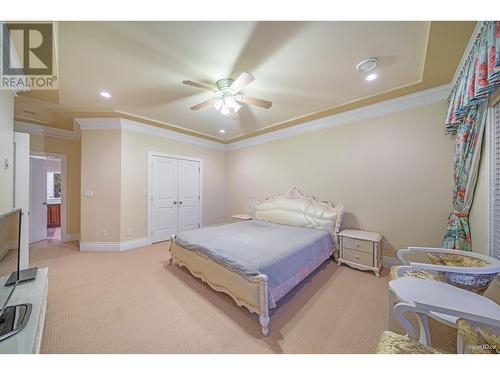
[
  {"x1": 231, "y1": 214, "x2": 253, "y2": 222},
  {"x1": 337, "y1": 229, "x2": 382, "y2": 277}
]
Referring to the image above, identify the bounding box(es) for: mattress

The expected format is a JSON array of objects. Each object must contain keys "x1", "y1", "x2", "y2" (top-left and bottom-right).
[{"x1": 175, "y1": 220, "x2": 334, "y2": 308}]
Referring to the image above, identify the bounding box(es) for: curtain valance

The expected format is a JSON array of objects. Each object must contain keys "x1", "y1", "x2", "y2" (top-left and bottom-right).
[{"x1": 445, "y1": 21, "x2": 499, "y2": 134}]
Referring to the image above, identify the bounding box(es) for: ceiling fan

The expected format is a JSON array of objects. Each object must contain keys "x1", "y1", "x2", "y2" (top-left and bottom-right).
[{"x1": 183, "y1": 72, "x2": 272, "y2": 120}]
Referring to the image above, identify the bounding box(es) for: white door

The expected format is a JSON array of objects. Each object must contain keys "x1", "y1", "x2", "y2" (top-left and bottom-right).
[
  {"x1": 177, "y1": 159, "x2": 200, "y2": 233},
  {"x1": 29, "y1": 157, "x2": 47, "y2": 244},
  {"x1": 151, "y1": 156, "x2": 178, "y2": 243}
]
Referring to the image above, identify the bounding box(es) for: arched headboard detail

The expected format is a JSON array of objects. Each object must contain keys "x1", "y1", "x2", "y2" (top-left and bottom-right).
[{"x1": 254, "y1": 187, "x2": 344, "y2": 236}]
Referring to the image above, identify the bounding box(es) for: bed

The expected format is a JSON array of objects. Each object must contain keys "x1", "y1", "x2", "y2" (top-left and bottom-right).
[{"x1": 168, "y1": 188, "x2": 344, "y2": 336}]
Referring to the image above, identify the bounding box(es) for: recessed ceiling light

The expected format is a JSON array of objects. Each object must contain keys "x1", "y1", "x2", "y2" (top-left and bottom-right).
[
  {"x1": 356, "y1": 58, "x2": 378, "y2": 73},
  {"x1": 365, "y1": 73, "x2": 378, "y2": 81},
  {"x1": 100, "y1": 91, "x2": 111, "y2": 98},
  {"x1": 219, "y1": 129, "x2": 226, "y2": 134}
]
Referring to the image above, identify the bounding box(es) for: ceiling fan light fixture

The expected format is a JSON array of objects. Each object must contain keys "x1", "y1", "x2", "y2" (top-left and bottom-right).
[
  {"x1": 220, "y1": 105, "x2": 230, "y2": 116},
  {"x1": 214, "y1": 98, "x2": 223, "y2": 111},
  {"x1": 184, "y1": 72, "x2": 271, "y2": 118}
]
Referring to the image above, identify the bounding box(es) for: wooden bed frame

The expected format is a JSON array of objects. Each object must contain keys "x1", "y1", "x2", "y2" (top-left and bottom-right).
[{"x1": 168, "y1": 188, "x2": 344, "y2": 336}]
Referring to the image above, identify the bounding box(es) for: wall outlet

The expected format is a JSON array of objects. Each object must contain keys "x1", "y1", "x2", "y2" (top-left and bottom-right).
[
  {"x1": 126, "y1": 227, "x2": 132, "y2": 237},
  {"x1": 101, "y1": 229, "x2": 108, "y2": 239},
  {"x1": 84, "y1": 190, "x2": 94, "y2": 198}
]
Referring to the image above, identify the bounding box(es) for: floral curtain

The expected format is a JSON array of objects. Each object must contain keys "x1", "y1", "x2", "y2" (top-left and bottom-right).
[{"x1": 443, "y1": 21, "x2": 500, "y2": 251}]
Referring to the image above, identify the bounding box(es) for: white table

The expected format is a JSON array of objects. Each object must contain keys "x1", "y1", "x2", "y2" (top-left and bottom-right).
[{"x1": 389, "y1": 276, "x2": 500, "y2": 352}]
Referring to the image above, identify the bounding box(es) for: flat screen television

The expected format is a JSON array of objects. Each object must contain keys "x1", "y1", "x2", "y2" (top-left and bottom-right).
[
  {"x1": 0, "y1": 208, "x2": 36, "y2": 342},
  {"x1": 0, "y1": 209, "x2": 37, "y2": 287}
]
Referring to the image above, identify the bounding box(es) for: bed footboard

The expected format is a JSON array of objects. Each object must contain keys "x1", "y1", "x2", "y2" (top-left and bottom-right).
[{"x1": 168, "y1": 237, "x2": 270, "y2": 336}]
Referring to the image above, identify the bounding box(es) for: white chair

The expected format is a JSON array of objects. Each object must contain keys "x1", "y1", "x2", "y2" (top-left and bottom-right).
[
  {"x1": 378, "y1": 280, "x2": 500, "y2": 354},
  {"x1": 387, "y1": 246, "x2": 500, "y2": 351}
]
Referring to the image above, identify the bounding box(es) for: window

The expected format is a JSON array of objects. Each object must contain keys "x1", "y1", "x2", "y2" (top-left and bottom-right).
[{"x1": 491, "y1": 103, "x2": 500, "y2": 260}]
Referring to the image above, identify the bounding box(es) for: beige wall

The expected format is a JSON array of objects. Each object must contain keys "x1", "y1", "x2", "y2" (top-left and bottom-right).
[
  {"x1": 80, "y1": 127, "x2": 227, "y2": 243},
  {"x1": 80, "y1": 129, "x2": 122, "y2": 242},
  {"x1": 121, "y1": 129, "x2": 227, "y2": 241},
  {"x1": 0, "y1": 91, "x2": 15, "y2": 214},
  {"x1": 227, "y1": 102, "x2": 455, "y2": 257},
  {"x1": 29, "y1": 134, "x2": 81, "y2": 236}
]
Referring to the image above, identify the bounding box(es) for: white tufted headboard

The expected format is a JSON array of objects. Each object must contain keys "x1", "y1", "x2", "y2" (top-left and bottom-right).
[{"x1": 254, "y1": 188, "x2": 344, "y2": 236}]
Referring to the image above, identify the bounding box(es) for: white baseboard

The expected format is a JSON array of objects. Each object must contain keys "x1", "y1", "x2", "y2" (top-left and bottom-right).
[
  {"x1": 382, "y1": 256, "x2": 400, "y2": 269},
  {"x1": 62, "y1": 233, "x2": 80, "y2": 242},
  {"x1": 120, "y1": 237, "x2": 149, "y2": 251},
  {"x1": 79, "y1": 237, "x2": 148, "y2": 252}
]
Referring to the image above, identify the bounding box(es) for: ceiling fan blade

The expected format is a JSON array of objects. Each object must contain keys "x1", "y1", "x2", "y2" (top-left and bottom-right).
[
  {"x1": 229, "y1": 108, "x2": 239, "y2": 120},
  {"x1": 190, "y1": 98, "x2": 215, "y2": 110},
  {"x1": 229, "y1": 72, "x2": 255, "y2": 93},
  {"x1": 236, "y1": 95, "x2": 272, "y2": 109},
  {"x1": 183, "y1": 80, "x2": 216, "y2": 92}
]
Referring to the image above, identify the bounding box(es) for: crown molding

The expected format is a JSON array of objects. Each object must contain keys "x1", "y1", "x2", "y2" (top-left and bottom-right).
[
  {"x1": 75, "y1": 117, "x2": 227, "y2": 151},
  {"x1": 75, "y1": 117, "x2": 122, "y2": 130},
  {"x1": 226, "y1": 84, "x2": 451, "y2": 150},
  {"x1": 14, "y1": 120, "x2": 80, "y2": 140},
  {"x1": 119, "y1": 118, "x2": 227, "y2": 151},
  {"x1": 15, "y1": 84, "x2": 451, "y2": 151}
]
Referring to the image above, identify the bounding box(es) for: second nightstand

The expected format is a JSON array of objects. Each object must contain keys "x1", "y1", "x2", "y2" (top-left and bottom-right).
[{"x1": 337, "y1": 229, "x2": 382, "y2": 277}]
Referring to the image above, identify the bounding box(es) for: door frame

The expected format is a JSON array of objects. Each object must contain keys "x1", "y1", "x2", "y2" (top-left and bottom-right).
[
  {"x1": 30, "y1": 151, "x2": 68, "y2": 243},
  {"x1": 147, "y1": 151, "x2": 203, "y2": 245}
]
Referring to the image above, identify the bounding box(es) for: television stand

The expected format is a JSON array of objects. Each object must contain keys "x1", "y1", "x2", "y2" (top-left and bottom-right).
[
  {"x1": 0, "y1": 268, "x2": 48, "y2": 353},
  {"x1": 4, "y1": 267, "x2": 38, "y2": 286}
]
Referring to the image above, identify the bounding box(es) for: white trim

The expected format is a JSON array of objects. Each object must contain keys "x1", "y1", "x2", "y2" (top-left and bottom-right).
[
  {"x1": 120, "y1": 118, "x2": 226, "y2": 151},
  {"x1": 79, "y1": 237, "x2": 148, "y2": 252},
  {"x1": 15, "y1": 121, "x2": 80, "y2": 140},
  {"x1": 120, "y1": 237, "x2": 149, "y2": 251},
  {"x1": 30, "y1": 151, "x2": 68, "y2": 245},
  {"x1": 75, "y1": 117, "x2": 122, "y2": 130},
  {"x1": 147, "y1": 151, "x2": 203, "y2": 246},
  {"x1": 382, "y1": 256, "x2": 400, "y2": 269},
  {"x1": 76, "y1": 118, "x2": 226, "y2": 151},
  {"x1": 227, "y1": 84, "x2": 451, "y2": 150}
]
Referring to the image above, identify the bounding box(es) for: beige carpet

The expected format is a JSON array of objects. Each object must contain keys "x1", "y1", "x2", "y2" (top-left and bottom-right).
[{"x1": 16, "y1": 240, "x2": 456, "y2": 353}]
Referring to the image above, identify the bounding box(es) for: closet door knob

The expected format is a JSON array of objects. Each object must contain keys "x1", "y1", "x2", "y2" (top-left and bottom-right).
[
  {"x1": 179, "y1": 201, "x2": 183, "y2": 205},
  {"x1": 173, "y1": 201, "x2": 177, "y2": 205}
]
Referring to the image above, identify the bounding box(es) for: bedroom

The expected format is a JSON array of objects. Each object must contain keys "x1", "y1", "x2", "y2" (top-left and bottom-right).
[{"x1": 0, "y1": 0, "x2": 499, "y2": 371}]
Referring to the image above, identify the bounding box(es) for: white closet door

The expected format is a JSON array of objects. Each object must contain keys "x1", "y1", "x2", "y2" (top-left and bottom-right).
[
  {"x1": 29, "y1": 157, "x2": 47, "y2": 244},
  {"x1": 177, "y1": 159, "x2": 200, "y2": 233},
  {"x1": 151, "y1": 156, "x2": 178, "y2": 243}
]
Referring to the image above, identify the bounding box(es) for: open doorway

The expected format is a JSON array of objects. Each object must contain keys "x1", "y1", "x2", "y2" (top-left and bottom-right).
[{"x1": 29, "y1": 153, "x2": 67, "y2": 244}]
